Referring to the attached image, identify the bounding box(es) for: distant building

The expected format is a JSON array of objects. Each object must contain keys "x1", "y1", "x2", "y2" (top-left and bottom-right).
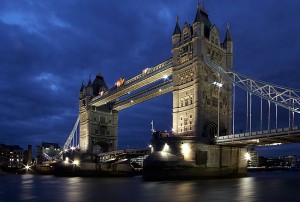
[
  {"x1": 0, "y1": 145, "x2": 24, "y2": 168},
  {"x1": 247, "y1": 148, "x2": 259, "y2": 167},
  {"x1": 259, "y1": 155, "x2": 298, "y2": 168},
  {"x1": 283, "y1": 155, "x2": 297, "y2": 168}
]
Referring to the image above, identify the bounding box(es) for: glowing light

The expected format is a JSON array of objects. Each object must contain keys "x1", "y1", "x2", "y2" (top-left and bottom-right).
[
  {"x1": 73, "y1": 160, "x2": 79, "y2": 165},
  {"x1": 244, "y1": 152, "x2": 251, "y2": 161},
  {"x1": 159, "y1": 88, "x2": 162, "y2": 92},
  {"x1": 162, "y1": 143, "x2": 170, "y2": 152},
  {"x1": 148, "y1": 144, "x2": 152, "y2": 148},
  {"x1": 131, "y1": 100, "x2": 133, "y2": 103},
  {"x1": 181, "y1": 143, "x2": 191, "y2": 155},
  {"x1": 162, "y1": 74, "x2": 169, "y2": 80},
  {"x1": 71, "y1": 146, "x2": 76, "y2": 150},
  {"x1": 181, "y1": 143, "x2": 192, "y2": 160},
  {"x1": 25, "y1": 165, "x2": 30, "y2": 170},
  {"x1": 212, "y1": 81, "x2": 223, "y2": 88},
  {"x1": 269, "y1": 143, "x2": 282, "y2": 146},
  {"x1": 116, "y1": 77, "x2": 125, "y2": 87}
]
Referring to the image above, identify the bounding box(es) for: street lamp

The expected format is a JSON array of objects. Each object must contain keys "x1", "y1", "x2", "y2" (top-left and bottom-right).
[{"x1": 213, "y1": 81, "x2": 223, "y2": 137}]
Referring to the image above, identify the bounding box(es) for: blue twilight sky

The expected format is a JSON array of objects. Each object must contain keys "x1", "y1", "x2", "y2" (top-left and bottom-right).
[{"x1": 1, "y1": 0, "x2": 300, "y2": 157}]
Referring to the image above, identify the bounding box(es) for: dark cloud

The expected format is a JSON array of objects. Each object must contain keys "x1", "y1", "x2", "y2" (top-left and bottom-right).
[{"x1": 1, "y1": 0, "x2": 300, "y2": 156}]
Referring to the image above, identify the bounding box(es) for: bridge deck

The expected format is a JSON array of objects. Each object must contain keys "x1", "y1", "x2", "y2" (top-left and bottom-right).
[
  {"x1": 89, "y1": 59, "x2": 172, "y2": 107},
  {"x1": 216, "y1": 126, "x2": 300, "y2": 146}
]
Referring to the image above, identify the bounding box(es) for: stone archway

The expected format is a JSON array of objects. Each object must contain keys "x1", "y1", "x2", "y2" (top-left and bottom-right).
[
  {"x1": 203, "y1": 121, "x2": 217, "y2": 138},
  {"x1": 203, "y1": 121, "x2": 226, "y2": 138},
  {"x1": 94, "y1": 141, "x2": 110, "y2": 153}
]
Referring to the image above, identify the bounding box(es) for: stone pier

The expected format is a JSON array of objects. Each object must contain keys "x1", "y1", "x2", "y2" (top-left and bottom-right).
[{"x1": 143, "y1": 136, "x2": 247, "y2": 181}]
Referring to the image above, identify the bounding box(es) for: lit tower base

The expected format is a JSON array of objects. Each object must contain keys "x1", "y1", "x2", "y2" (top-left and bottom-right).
[{"x1": 143, "y1": 136, "x2": 247, "y2": 181}]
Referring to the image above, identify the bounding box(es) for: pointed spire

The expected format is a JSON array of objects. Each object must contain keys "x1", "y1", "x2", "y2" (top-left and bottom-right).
[
  {"x1": 173, "y1": 16, "x2": 181, "y2": 35},
  {"x1": 224, "y1": 23, "x2": 232, "y2": 42},
  {"x1": 80, "y1": 80, "x2": 85, "y2": 92},
  {"x1": 194, "y1": 3, "x2": 202, "y2": 23},
  {"x1": 87, "y1": 75, "x2": 92, "y2": 87}
]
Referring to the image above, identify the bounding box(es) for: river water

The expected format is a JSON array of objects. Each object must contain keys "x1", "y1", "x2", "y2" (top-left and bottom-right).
[{"x1": 0, "y1": 171, "x2": 300, "y2": 202}]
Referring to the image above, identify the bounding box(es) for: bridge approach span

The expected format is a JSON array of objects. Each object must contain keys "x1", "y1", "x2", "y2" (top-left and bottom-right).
[{"x1": 216, "y1": 126, "x2": 300, "y2": 146}]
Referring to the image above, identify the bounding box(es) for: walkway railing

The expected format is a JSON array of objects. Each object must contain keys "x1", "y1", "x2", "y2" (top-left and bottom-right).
[{"x1": 216, "y1": 126, "x2": 300, "y2": 144}]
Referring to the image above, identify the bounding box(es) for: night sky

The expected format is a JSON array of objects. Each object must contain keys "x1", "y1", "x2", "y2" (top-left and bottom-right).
[{"x1": 1, "y1": 0, "x2": 300, "y2": 157}]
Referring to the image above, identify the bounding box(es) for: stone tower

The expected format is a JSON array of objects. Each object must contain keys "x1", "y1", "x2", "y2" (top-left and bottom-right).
[
  {"x1": 79, "y1": 73, "x2": 118, "y2": 153},
  {"x1": 171, "y1": 4, "x2": 233, "y2": 142}
]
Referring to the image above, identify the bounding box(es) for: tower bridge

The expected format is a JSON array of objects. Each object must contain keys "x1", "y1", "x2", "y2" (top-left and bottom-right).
[{"x1": 63, "y1": 4, "x2": 300, "y2": 180}]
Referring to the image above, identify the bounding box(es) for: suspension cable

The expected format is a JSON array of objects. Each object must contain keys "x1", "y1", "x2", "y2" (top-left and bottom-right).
[
  {"x1": 233, "y1": 81, "x2": 235, "y2": 135},
  {"x1": 250, "y1": 92, "x2": 252, "y2": 134},
  {"x1": 246, "y1": 91, "x2": 249, "y2": 132},
  {"x1": 260, "y1": 94, "x2": 263, "y2": 131}
]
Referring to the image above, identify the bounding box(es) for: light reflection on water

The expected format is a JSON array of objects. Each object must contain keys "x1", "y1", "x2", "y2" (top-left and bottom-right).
[{"x1": 1, "y1": 172, "x2": 300, "y2": 202}]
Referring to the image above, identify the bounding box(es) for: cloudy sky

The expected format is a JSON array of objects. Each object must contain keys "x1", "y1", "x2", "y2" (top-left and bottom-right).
[{"x1": 1, "y1": 0, "x2": 300, "y2": 157}]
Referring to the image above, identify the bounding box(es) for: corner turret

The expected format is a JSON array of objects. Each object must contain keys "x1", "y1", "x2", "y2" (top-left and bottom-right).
[
  {"x1": 172, "y1": 16, "x2": 181, "y2": 46},
  {"x1": 193, "y1": 3, "x2": 211, "y2": 38},
  {"x1": 222, "y1": 24, "x2": 233, "y2": 69}
]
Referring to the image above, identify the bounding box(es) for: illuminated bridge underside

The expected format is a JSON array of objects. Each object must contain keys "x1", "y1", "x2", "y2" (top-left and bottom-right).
[
  {"x1": 113, "y1": 80, "x2": 173, "y2": 111},
  {"x1": 216, "y1": 126, "x2": 300, "y2": 146},
  {"x1": 89, "y1": 59, "x2": 173, "y2": 107}
]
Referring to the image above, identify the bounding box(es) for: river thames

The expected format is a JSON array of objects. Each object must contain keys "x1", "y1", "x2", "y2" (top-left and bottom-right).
[{"x1": 1, "y1": 171, "x2": 300, "y2": 202}]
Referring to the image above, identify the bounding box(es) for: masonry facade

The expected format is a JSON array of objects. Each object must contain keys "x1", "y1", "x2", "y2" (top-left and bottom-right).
[
  {"x1": 171, "y1": 5, "x2": 233, "y2": 142},
  {"x1": 79, "y1": 73, "x2": 118, "y2": 153}
]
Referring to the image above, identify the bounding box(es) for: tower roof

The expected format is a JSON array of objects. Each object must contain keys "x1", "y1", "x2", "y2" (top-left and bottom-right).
[
  {"x1": 173, "y1": 16, "x2": 181, "y2": 35},
  {"x1": 80, "y1": 81, "x2": 85, "y2": 92},
  {"x1": 87, "y1": 76, "x2": 92, "y2": 87},
  {"x1": 92, "y1": 74, "x2": 108, "y2": 96},
  {"x1": 194, "y1": 3, "x2": 211, "y2": 25},
  {"x1": 96, "y1": 72, "x2": 104, "y2": 78},
  {"x1": 193, "y1": 3, "x2": 211, "y2": 38}
]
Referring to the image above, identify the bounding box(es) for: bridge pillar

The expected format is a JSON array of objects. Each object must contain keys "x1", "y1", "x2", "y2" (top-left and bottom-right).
[
  {"x1": 171, "y1": 4, "x2": 233, "y2": 141},
  {"x1": 79, "y1": 74, "x2": 118, "y2": 153},
  {"x1": 143, "y1": 136, "x2": 247, "y2": 180},
  {"x1": 143, "y1": 4, "x2": 242, "y2": 180}
]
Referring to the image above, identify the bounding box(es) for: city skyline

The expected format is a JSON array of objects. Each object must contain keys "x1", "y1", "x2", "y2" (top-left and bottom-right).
[{"x1": 1, "y1": 1, "x2": 300, "y2": 157}]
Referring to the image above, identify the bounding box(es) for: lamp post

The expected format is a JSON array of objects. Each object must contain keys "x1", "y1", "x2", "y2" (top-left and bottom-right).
[{"x1": 213, "y1": 81, "x2": 223, "y2": 137}]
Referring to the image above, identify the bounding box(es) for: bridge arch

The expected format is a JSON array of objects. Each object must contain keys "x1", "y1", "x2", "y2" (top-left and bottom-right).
[{"x1": 202, "y1": 121, "x2": 226, "y2": 138}]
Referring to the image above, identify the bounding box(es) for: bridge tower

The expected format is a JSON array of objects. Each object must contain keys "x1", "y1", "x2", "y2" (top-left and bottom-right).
[
  {"x1": 79, "y1": 73, "x2": 118, "y2": 153},
  {"x1": 171, "y1": 4, "x2": 233, "y2": 142}
]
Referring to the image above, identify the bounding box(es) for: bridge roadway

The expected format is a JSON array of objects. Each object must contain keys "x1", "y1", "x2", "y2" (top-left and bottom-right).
[
  {"x1": 216, "y1": 126, "x2": 300, "y2": 146},
  {"x1": 113, "y1": 80, "x2": 173, "y2": 110},
  {"x1": 89, "y1": 58, "x2": 173, "y2": 107}
]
